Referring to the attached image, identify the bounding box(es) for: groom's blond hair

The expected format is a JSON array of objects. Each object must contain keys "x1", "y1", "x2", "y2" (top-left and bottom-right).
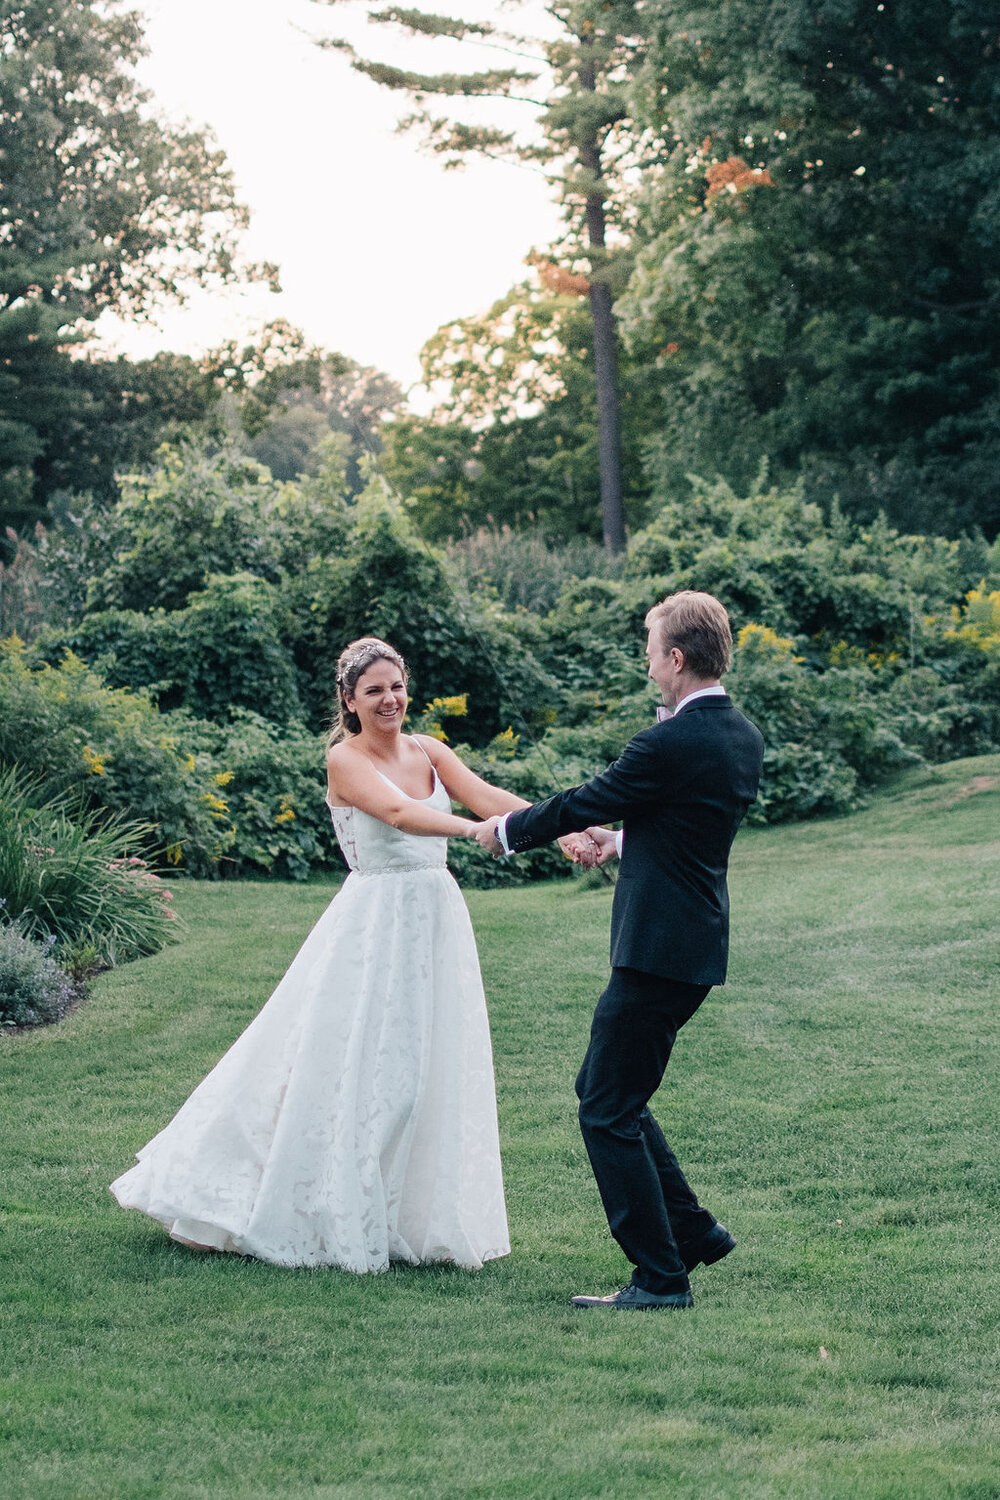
[{"x1": 645, "y1": 591, "x2": 733, "y2": 678}]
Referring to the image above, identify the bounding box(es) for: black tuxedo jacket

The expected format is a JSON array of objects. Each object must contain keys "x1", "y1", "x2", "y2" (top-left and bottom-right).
[{"x1": 505, "y1": 696, "x2": 764, "y2": 986}]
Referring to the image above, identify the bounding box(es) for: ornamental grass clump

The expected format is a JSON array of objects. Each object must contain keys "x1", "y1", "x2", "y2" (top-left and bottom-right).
[
  {"x1": 0, "y1": 767, "x2": 179, "y2": 970},
  {"x1": 0, "y1": 924, "x2": 76, "y2": 1028}
]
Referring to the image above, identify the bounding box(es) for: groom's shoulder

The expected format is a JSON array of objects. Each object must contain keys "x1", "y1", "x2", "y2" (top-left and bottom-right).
[{"x1": 653, "y1": 697, "x2": 759, "y2": 747}]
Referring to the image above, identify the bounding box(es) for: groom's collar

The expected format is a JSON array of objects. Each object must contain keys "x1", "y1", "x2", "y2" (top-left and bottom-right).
[{"x1": 658, "y1": 685, "x2": 727, "y2": 721}]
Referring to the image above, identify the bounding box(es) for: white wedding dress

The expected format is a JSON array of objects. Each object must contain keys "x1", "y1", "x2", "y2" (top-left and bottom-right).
[{"x1": 110, "y1": 765, "x2": 510, "y2": 1271}]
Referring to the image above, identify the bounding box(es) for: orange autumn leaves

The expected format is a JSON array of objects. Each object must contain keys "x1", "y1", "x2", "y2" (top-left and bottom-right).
[
  {"x1": 660, "y1": 154, "x2": 774, "y2": 357},
  {"x1": 530, "y1": 254, "x2": 591, "y2": 297},
  {"x1": 705, "y1": 155, "x2": 775, "y2": 202}
]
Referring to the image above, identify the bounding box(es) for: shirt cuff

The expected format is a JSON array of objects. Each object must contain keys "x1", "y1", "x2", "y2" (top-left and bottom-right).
[
  {"x1": 496, "y1": 812, "x2": 513, "y2": 856},
  {"x1": 614, "y1": 829, "x2": 624, "y2": 858}
]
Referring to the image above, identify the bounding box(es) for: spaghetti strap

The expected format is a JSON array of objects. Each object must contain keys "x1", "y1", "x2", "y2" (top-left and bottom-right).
[
  {"x1": 411, "y1": 735, "x2": 437, "y2": 772},
  {"x1": 368, "y1": 736, "x2": 439, "y2": 801}
]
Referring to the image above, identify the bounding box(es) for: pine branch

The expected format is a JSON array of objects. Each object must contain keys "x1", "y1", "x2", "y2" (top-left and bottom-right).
[
  {"x1": 320, "y1": 48, "x2": 543, "y2": 99},
  {"x1": 367, "y1": 6, "x2": 496, "y2": 39},
  {"x1": 364, "y1": 5, "x2": 542, "y2": 62},
  {"x1": 396, "y1": 112, "x2": 561, "y2": 177}
]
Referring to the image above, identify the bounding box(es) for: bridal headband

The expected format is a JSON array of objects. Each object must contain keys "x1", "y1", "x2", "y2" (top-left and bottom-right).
[{"x1": 336, "y1": 640, "x2": 404, "y2": 690}]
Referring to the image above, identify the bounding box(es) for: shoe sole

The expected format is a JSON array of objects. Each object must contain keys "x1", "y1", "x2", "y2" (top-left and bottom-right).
[{"x1": 571, "y1": 1296, "x2": 694, "y2": 1310}]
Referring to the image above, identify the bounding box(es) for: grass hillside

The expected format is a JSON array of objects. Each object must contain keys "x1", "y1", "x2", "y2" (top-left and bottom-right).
[{"x1": 2, "y1": 756, "x2": 998, "y2": 1499}]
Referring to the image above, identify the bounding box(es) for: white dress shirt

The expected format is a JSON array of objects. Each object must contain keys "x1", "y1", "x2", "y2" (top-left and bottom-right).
[{"x1": 495, "y1": 684, "x2": 727, "y2": 856}]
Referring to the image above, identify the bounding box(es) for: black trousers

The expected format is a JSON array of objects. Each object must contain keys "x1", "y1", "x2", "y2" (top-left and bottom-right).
[{"x1": 575, "y1": 966, "x2": 716, "y2": 1294}]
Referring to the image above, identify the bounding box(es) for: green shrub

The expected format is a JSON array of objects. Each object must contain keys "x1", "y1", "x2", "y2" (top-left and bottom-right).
[
  {"x1": 626, "y1": 475, "x2": 994, "y2": 651},
  {"x1": 0, "y1": 924, "x2": 76, "y2": 1029},
  {"x1": 86, "y1": 447, "x2": 292, "y2": 614},
  {"x1": 14, "y1": 447, "x2": 998, "y2": 862},
  {"x1": 38, "y1": 573, "x2": 302, "y2": 724},
  {"x1": 725, "y1": 624, "x2": 918, "y2": 820},
  {"x1": 0, "y1": 768, "x2": 178, "y2": 968},
  {"x1": 0, "y1": 638, "x2": 232, "y2": 875},
  {"x1": 288, "y1": 477, "x2": 555, "y2": 739},
  {"x1": 181, "y1": 711, "x2": 342, "y2": 881},
  {"x1": 446, "y1": 527, "x2": 624, "y2": 615}
]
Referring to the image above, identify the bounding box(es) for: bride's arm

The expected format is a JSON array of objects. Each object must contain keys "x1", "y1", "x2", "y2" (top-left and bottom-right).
[
  {"x1": 418, "y1": 738, "x2": 602, "y2": 865},
  {"x1": 415, "y1": 737, "x2": 531, "y2": 818},
  {"x1": 326, "y1": 745, "x2": 478, "y2": 837}
]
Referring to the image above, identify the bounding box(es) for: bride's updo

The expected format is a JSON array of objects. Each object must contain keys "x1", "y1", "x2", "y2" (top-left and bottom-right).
[{"x1": 327, "y1": 637, "x2": 409, "y2": 745}]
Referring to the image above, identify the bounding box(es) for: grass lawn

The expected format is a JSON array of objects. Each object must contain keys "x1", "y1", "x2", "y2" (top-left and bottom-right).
[{"x1": 2, "y1": 755, "x2": 999, "y2": 1500}]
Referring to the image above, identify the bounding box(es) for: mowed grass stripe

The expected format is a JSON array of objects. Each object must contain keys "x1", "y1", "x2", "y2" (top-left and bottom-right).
[{"x1": 1, "y1": 755, "x2": 998, "y2": 1499}]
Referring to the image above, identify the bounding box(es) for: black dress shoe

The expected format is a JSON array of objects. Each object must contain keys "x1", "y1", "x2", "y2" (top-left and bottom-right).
[
  {"x1": 571, "y1": 1284, "x2": 694, "y2": 1310},
  {"x1": 681, "y1": 1222, "x2": 736, "y2": 1272}
]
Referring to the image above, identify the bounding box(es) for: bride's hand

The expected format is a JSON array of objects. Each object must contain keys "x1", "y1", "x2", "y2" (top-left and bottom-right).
[
  {"x1": 558, "y1": 833, "x2": 600, "y2": 868},
  {"x1": 470, "y1": 817, "x2": 504, "y2": 855}
]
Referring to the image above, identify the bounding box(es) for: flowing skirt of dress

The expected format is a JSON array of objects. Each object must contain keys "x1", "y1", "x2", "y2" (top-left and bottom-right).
[{"x1": 110, "y1": 864, "x2": 510, "y2": 1271}]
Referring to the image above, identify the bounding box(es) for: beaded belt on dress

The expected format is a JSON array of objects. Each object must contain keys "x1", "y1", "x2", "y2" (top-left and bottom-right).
[{"x1": 350, "y1": 863, "x2": 446, "y2": 876}]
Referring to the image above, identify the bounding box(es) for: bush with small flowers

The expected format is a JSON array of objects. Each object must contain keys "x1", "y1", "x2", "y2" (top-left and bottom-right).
[{"x1": 0, "y1": 920, "x2": 77, "y2": 1029}]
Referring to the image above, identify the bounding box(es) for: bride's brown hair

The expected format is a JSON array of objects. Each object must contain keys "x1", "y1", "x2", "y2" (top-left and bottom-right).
[{"x1": 326, "y1": 637, "x2": 409, "y2": 747}]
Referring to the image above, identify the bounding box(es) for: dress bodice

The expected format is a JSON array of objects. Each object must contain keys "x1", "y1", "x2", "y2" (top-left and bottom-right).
[{"x1": 327, "y1": 769, "x2": 450, "y2": 875}]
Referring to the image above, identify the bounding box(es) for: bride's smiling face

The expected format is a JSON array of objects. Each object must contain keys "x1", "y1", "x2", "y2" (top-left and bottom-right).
[{"x1": 346, "y1": 659, "x2": 409, "y2": 736}]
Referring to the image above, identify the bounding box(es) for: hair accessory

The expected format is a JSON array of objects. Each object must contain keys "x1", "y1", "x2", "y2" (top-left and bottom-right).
[{"x1": 336, "y1": 642, "x2": 398, "y2": 692}]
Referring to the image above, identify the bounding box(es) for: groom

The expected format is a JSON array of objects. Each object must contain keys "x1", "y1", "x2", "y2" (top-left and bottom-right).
[{"x1": 474, "y1": 590, "x2": 764, "y2": 1309}]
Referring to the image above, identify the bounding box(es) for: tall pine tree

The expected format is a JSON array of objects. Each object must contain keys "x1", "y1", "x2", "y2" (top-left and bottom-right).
[{"x1": 313, "y1": 0, "x2": 652, "y2": 551}]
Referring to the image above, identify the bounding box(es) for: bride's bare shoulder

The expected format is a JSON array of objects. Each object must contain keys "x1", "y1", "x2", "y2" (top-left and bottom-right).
[
  {"x1": 409, "y1": 733, "x2": 445, "y2": 763},
  {"x1": 325, "y1": 741, "x2": 367, "y2": 792},
  {"x1": 326, "y1": 739, "x2": 361, "y2": 768}
]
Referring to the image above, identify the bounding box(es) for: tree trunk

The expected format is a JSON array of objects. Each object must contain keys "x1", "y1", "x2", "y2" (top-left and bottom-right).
[
  {"x1": 587, "y1": 273, "x2": 626, "y2": 554},
  {"x1": 580, "y1": 52, "x2": 626, "y2": 554}
]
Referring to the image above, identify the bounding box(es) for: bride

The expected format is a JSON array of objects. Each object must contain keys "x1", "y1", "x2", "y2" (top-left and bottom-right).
[{"x1": 111, "y1": 635, "x2": 569, "y2": 1272}]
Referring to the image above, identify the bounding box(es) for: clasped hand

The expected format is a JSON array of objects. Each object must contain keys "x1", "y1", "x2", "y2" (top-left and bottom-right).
[{"x1": 469, "y1": 818, "x2": 617, "y2": 869}]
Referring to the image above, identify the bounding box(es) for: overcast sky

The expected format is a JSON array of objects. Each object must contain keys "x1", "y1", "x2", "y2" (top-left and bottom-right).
[{"x1": 95, "y1": 0, "x2": 563, "y2": 398}]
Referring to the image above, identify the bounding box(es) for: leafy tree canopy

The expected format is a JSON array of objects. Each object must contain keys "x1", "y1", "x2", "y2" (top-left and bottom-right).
[
  {"x1": 620, "y1": 0, "x2": 1000, "y2": 537},
  {"x1": 0, "y1": 0, "x2": 277, "y2": 531},
  {"x1": 383, "y1": 271, "x2": 655, "y2": 538},
  {"x1": 206, "y1": 320, "x2": 405, "y2": 489}
]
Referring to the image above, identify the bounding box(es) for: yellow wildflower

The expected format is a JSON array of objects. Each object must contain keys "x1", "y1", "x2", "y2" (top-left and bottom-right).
[
  {"x1": 419, "y1": 694, "x2": 469, "y2": 742},
  {"x1": 737, "y1": 624, "x2": 803, "y2": 663},
  {"x1": 274, "y1": 795, "x2": 296, "y2": 825},
  {"x1": 947, "y1": 587, "x2": 1000, "y2": 653},
  {"x1": 487, "y1": 727, "x2": 519, "y2": 759},
  {"x1": 82, "y1": 745, "x2": 106, "y2": 776}
]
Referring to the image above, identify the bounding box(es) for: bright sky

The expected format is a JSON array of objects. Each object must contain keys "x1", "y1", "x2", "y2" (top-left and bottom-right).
[{"x1": 95, "y1": 0, "x2": 563, "y2": 399}]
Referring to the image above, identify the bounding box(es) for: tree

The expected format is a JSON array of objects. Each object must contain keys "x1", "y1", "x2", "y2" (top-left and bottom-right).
[
  {"x1": 619, "y1": 0, "x2": 1000, "y2": 538},
  {"x1": 43, "y1": 353, "x2": 224, "y2": 506},
  {"x1": 0, "y1": 0, "x2": 277, "y2": 532},
  {"x1": 382, "y1": 271, "x2": 655, "y2": 538},
  {"x1": 312, "y1": 0, "x2": 652, "y2": 551},
  {"x1": 206, "y1": 320, "x2": 404, "y2": 490},
  {"x1": 0, "y1": 302, "x2": 90, "y2": 533}
]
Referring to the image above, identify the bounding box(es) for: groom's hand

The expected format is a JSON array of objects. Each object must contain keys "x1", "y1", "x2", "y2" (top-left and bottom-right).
[
  {"x1": 584, "y1": 826, "x2": 620, "y2": 865},
  {"x1": 558, "y1": 833, "x2": 600, "y2": 868},
  {"x1": 472, "y1": 816, "x2": 505, "y2": 856}
]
